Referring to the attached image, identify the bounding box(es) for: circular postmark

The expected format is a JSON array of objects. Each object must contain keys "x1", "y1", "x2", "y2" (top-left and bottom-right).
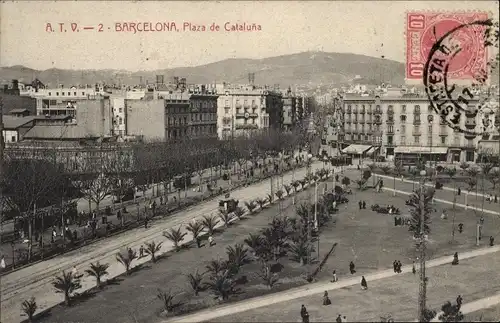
[{"x1": 424, "y1": 18, "x2": 499, "y2": 138}]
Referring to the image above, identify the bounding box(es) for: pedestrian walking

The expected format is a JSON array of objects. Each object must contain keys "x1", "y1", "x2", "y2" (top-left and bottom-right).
[
  {"x1": 139, "y1": 245, "x2": 144, "y2": 258},
  {"x1": 361, "y1": 276, "x2": 367, "y2": 290},
  {"x1": 362, "y1": 201, "x2": 366, "y2": 209},
  {"x1": 128, "y1": 247, "x2": 134, "y2": 259},
  {"x1": 458, "y1": 223, "x2": 464, "y2": 233},
  {"x1": 412, "y1": 261, "x2": 416, "y2": 274},
  {"x1": 456, "y1": 295, "x2": 463, "y2": 308},
  {"x1": 397, "y1": 260, "x2": 402, "y2": 273},
  {"x1": 331, "y1": 270, "x2": 338, "y2": 282},
  {"x1": 452, "y1": 252, "x2": 459, "y2": 265},
  {"x1": 480, "y1": 216, "x2": 485, "y2": 226},
  {"x1": 323, "y1": 291, "x2": 331, "y2": 305},
  {"x1": 144, "y1": 217, "x2": 149, "y2": 229},
  {"x1": 393, "y1": 260, "x2": 397, "y2": 273},
  {"x1": 300, "y1": 305, "x2": 309, "y2": 323},
  {"x1": 349, "y1": 261, "x2": 356, "y2": 274},
  {"x1": 0, "y1": 255, "x2": 6, "y2": 271},
  {"x1": 358, "y1": 201, "x2": 363, "y2": 210},
  {"x1": 495, "y1": 195, "x2": 498, "y2": 203},
  {"x1": 490, "y1": 236, "x2": 495, "y2": 247},
  {"x1": 457, "y1": 187, "x2": 461, "y2": 195},
  {"x1": 343, "y1": 316, "x2": 348, "y2": 322},
  {"x1": 336, "y1": 314, "x2": 343, "y2": 323}
]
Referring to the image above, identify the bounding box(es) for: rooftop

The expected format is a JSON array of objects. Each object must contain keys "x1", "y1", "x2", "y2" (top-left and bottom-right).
[
  {"x1": 2, "y1": 115, "x2": 35, "y2": 129},
  {"x1": 23, "y1": 125, "x2": 99, "y2": 140}
]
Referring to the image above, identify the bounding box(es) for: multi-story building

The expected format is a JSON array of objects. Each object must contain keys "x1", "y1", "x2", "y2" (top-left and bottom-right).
[
  {"x1": 341, "y1": 93, "x2": 498, "y2": 164},
  {"x1": 282, "y1": 87, "x2": 297, "y2": 131},
  {"x1": 126, "y1": 87, "x2": 218, "y2": 142},
  {"x1": 215, "y1": 83, "x2": 283, "y2": 139}
]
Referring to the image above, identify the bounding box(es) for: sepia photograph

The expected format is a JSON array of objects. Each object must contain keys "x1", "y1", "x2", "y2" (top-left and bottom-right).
[{"x1": 0, "y1": 1, "x2": 499, "y2": 322}]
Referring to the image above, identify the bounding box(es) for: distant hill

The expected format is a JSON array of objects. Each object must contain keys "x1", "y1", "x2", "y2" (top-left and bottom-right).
[{"x1": 0, "y1": 51, "x2": 407, "y2": 88}]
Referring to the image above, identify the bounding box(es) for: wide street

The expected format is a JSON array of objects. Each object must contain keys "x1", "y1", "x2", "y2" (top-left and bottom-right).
[{"x1": 0, "y1": 160, "x2": 326, "y2": 323}]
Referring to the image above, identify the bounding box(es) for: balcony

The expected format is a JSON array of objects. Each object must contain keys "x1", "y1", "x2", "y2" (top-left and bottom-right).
[
  {"x1": 235, "y1": 104, "x2": 242, "y2": 108},
  {"x1": 386, "y1": 118, "x2": 394, "y2": 124},
  {"x1": 387, "y1": 129, "x2": 394, "y2": 134},
  {"x1": 412, "y1": 130, "x2": 421, "y2": 136},
  {"x1": 235, "y1": 123, "x2": 258, "y2": 130},
  {"x1": 413, "y1": 120, "x2": 421, "y2": 125}
]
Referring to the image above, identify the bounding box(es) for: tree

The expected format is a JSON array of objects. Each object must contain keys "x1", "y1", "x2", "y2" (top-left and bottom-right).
[
  {"x1": 3, "y1": 150, "x2": 65, "y2": 260},
  {"x1": 444, "y1": 167, "x2": 457, "y2": 181},
  {"x1": 255, "y1": 197, "x2": 268, "y2": 210},
  {"x1": 205, "y1": 259, "x2": 228, "y2": 279},
  {"x1": 201, "y1": 214, "x2": 220, "y2": 235},
  {"x1": 244, "y1": 233, "x2": 263, "y2": 257},
  {"x1": 459, "y1": 162, "x2": 469, "y2": 174},
  {"x1": 256, "y1": 261, "x2": 279, "y2": 289},
  {"x1": 21, "y1": 297, "x2": 38, "y2": 322},
  {"x1": 244, "y1": 201, "x2": 258, "y2": 214},
  {"x1": 438, "y1": 301, "x2": 464, "y2": 322},
  {"x1": 288, "y1": 240, "x2": 314, "y2": 265},
  {"x1": 275, "y1": 189, "x2": 284, "y2": 201},
  {"x1": 341, "y1": 176, "x2": 351, "y2": 187},
  {"x1": 226, "y1": 244, "x2": 249, "y2": 271},
  {"x1": 466, "y1": 177, "x2": 477, "y2": 193},
  {"x1": 283, "y1": 184, "x2": 292, "y2": 196},
  {"x1": 163, "y1": 227, "x2": 187, "y2": 251},
  {"x1": 186, "y1": 269, "x2": 204, "y2": 296},
  {"x1": 52, "y1": 270, "x2": 82, "y2": 306},
  {"x1": 480, "y1": 163, "x2": 495, "y2": 178},
  {"x1": 116, "y1": 250, "x2": 137, "y2": 275},
  {"x1": 488, "y1": 169, "x2": 500, "y2": 189},
  {"x1": 218, "y1": 210, "x2": 234, "y2": 227},
  {"x1": 205, "y1": 271, "x2": 236, "y2": 301},
  {"x1": 379, "y1": 165, "x2": 392, "y2": 176},
  {"x1": 144, "y1": 241, "x2": 163, "y2": 262},
  {"x1": 233, "y1": 207, "x2": 246, "y2": 220},
  {"x1": 157, "y1": 289, "x2": 176, "y2": 314},
  {"x1": 185, "y1": 221, "x2": 205, "y2": 248},
  {"x1": 85, "y1": 262, "x2": 110, "y2": 288},
  {"x1": 407, "y1": 188, "x2": 434, "y2": 239}
]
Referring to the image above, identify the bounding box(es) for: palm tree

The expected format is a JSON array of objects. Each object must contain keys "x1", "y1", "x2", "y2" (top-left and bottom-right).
[
  {"x1": 116, "y1": 250, "x2": 137, "y2": 275},
  {"x1": 21, "y1": 297, "x2": 37, "y2": 322},
  {"x1": 275, "y1": 189, "x2": 284, "y2": 201},
  {"x1": 218, "y1": 210, "x2": 234, "y2": 227},
  {"x1": 185, "y1": 220, "x2": 205, "y2": 248},
  {"x1": 291, "y1": 180, "x2": 300, "y2": 192},
  {"x1": 288, "y1": 240, "x2": 314, "y2": 265},
  {"x1": 157, "y1": 289, "x2": 176, "y2": 314},
  {"x1": 85, "y1": 262, "x2": 110, "y2": 288},
  {"x1": 488, "y1": 169, "x2": 500, "y2": 189},
  {"x1": 186, "y1": 269, "x2": 204, "y2": 296},
  {"x1": 283, "y1": 184, "x2": 292, "y2": 196},
  {"x1": 256, "y1": 261, "x2": 279, "y2": 289},
  {"x1": 409, "y1": 167, "x2": 419, "y2": 190},
  {"x1": 255, "y1": 197, "x2": 267, "y2": 210},
  {"x1": 163, "y1": 227, "x2": 187, "y2": 251},
  {"x1": 244, "y1": 201, "x2": 258, "y2": 214},
  {"x1": 267, "y1": 193, "x2": 274, "y2": 204},
  {"x1": 52, "y1": 271, "x2": 82, "y2": 306},
  {"x1": 244, "y1": 233, "x2": 263, "y2": 257},
  {"x1": 205, "y1": 259, "x2": 228, "y2": 278},
  {"x1": 144, "y1": 241, "x2": 163, "y2": 262},
  {"x1": 205, "y1": 271, "x2": 236, "y2": 301},
  {"x1": 201, "y1": 214, "x2": 220, "y2": 235},
  {"x1": 459, "y1": 162, "x2": 469, "y2": 174},
  {"x1": 233, "y1": 207, "x2": 246, "y2": 220},
  {"x1": 226, "y1": 244, "x2": 249, "y2": 270}
]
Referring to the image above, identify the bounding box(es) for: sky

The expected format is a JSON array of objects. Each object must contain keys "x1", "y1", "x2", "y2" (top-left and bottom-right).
[{"x1": 0, "y1": 0, "x2": 498, "y2": 71}]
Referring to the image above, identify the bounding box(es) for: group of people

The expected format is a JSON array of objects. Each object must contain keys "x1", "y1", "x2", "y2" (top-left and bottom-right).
[
  {"x1": 357, "y1": 200, "x2": 367, "y2": 210},
  {"x1": 394, "y1": 216, "x2": 410, "y2": 227},
  {"x1": 485, "y1": 194, "x2": 499, "y2": 203},
  {"x1": 392, "y1": 260, "x2": 403, "y2": 273}
]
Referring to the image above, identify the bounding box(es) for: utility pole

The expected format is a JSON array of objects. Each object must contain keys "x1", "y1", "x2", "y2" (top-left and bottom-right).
[{"x1": 418, "y1": 170, "x2": 428, "y2": 322}]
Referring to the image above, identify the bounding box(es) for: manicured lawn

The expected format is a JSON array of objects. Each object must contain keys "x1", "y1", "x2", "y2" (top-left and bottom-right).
[
  {"x1": 213, "y1": 253, "x2": 500, "y2": 322},
  {"x1": 36, "y1": 171, "x2": 497, "y2": 323}
]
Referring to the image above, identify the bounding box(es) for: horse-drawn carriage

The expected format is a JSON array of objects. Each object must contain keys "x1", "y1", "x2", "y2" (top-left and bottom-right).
[{"x1": 371, "y1": 204, "x2": 400, "y2": 215}]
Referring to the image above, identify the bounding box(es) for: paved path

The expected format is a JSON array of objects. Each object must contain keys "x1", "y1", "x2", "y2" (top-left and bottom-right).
[
  {"x1": 431, "y1": 292, "x2": 500, "y2": 322},
  {"x1": 164, "y1": 246, "x2": 500, "y2": 323},
  {"x1": 375, "y1": 173, "x2": 498, "y2": 199},
  {"x1": 0, "y1": 161, "x2": 328, "y2": 323}
]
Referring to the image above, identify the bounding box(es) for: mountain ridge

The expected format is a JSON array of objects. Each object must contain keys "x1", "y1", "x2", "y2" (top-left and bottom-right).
[{"x1": 0, "y1": 51, "x2": 422, "y2": 88}]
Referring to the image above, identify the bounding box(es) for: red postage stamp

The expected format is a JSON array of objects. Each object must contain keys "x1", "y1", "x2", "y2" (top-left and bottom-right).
[{"x1": 406, "y1": 11, "x2": 490, "y2": 83}]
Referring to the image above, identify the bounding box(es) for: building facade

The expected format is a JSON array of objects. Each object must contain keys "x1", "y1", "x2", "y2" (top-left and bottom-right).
[
  {"x1": 282, "y1": 87, "x2": 297, "y2": 130},
  {"x1": 341, "y1": 94, "x2": 498, "y2": 164},
  {"x1": 215, "y1": 83, "x2": 283, "y2": 139}
]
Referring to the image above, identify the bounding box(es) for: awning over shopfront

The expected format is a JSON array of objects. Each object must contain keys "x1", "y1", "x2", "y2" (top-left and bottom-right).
[
  {"x1": 366, "y1": 146, "x2": 380, "y2": 156},
  {"x1": 342, "y1": 144, "x2": 372, "y2": 155},
  {"x1": 394, "y1": 146, "x2": 448, "y2": 154}
]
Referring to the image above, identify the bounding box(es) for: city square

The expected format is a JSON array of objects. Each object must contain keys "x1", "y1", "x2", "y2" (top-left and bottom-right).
[{"x1": 1, "y1": 1, "x2": 500, "y2": 323}]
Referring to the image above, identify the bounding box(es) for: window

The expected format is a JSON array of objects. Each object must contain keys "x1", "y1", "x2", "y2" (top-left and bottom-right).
[
  {"x1": 119, "y1": 107, "x2": 123, "y2": 113},
  {"x1": 400, "y1": 136, "x2": 406, "y2": 144},
  {"x1": 225, "y1": 100, "x2": 229, "y2": 107},
  {"x1": 388, "y1": 125, "x2": 394, "y2": 133},
  {"x1": 184, "y1": 116, "x2": 187, "y2": 124},
  {"x1": 401, "y1": 125, "x2": 406, "y2": 133},
  {"x1": 82, "y1": 92, "x2": 85, "y2": 95},
  {"x1": 414, "y1": 105, "x2": 420, "y2": 113},
  {"x1": 428, "y1": 105, "x2": 434, "y2": 113},
  {"x1": 401, "y1": 115, "x2": 407, "y2": 122},
  {"x1": 428, "y1": 125, "x2": 432, "y2": 132},
  {"x1": 11, "y1": 136, "x2": 16, "y2": 142},
  {"x1": 74, "y1": 92, "x2": 77, "y2": 96},
  {"x1": 119, "y1": 117, "x2": 123, "y2": 125},
  {"x1": 441, "y1": 136, "x2": 446, "y2": 144},
  {"x1": 48, "y1": 92, "x2": 52, "y2": 96},
  {"x1": 402, "y1": 105, "x2": 407, "y2": 113},
  {"x1": 62, "y1": 92, "x2": 65, "y2": 96},
  {"x1": 414, "y1": 136, "x2": 420, "y2": 144},
  {"x1": 387, "y1": 136, "x2": 393, "y2": 145},
  {"x1": 56, "y1": 92, "x2": 59, "y2": 96},
  {"x1": 428, "y1": 136, "x2": 433, "y2": 145},
  {"x1": 414, "y1": 115, "x2": 421, "y2": 122}
]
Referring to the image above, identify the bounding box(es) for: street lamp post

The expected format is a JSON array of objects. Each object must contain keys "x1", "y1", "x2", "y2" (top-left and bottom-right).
[
  {"x1": 306, "y1": 153, "x2": 313, "y2": 272},
  {"x1": 418, "y1": 169, "x2": 428, "y2": 322}
]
